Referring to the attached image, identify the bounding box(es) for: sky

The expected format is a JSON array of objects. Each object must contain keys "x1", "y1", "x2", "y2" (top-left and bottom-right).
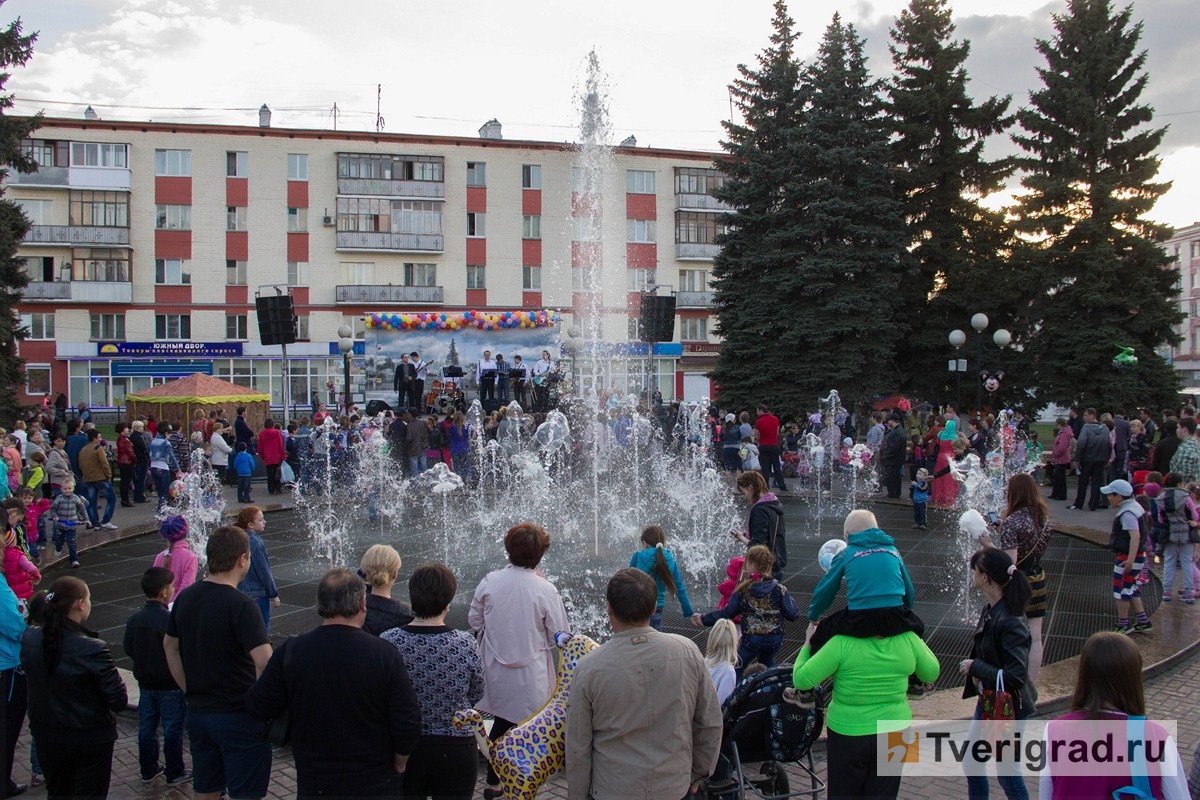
[{"x1": 5, "y1": 0, "x2": 1198, "y2": 228}]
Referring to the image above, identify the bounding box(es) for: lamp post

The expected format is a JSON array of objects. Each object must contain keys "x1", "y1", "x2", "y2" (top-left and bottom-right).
[
  {"x1": 965, "y1": 313, "x2": 1011, "y2": 413},
  {"x1": 337, "y1": 324, "x2": 354, "y2": 414},
  {"x1": 947, "y1": 329, "x2": 967, "y2": 411}
]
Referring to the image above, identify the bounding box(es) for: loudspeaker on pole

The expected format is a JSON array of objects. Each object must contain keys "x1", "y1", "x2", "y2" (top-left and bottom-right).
[
  {"x1": 638, "y1": 294, "x2": 677, "y2": 343},
  {"x1": 255, "y1": 294, "x2": 297, "y2": 346}
]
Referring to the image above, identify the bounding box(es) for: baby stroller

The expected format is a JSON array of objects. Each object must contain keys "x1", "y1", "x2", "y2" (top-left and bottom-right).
[{"x1": 700, "y1": 667, "x2": 827, "y2": 800}]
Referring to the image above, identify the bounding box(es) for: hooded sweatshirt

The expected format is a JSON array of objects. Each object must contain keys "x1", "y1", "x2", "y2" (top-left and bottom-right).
[
  {"x1": 808, "y1": 527, "x2": 915, "y2": 621},
  {"x1": 1076, "y1": 421, "x2": 1113, "y2": 463}
]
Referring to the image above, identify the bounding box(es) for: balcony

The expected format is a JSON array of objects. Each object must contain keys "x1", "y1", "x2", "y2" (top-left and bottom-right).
[
  {"x1": 69, "y1": 166, "x2": 132, "y2": 191},
  {"x1": 23, "y1": 280, "x2": 132, "y2": 303},
  {"x1": 675, "y1": 193, "x2": 731, "y2": 212},
  {"x1": 5, "y1": 164, "x2": 68, "y2": 187},
  {"x1": 337, "y1": 178, "x2": 445, "y2": 199},
  {"x1": 676, "y1": 290, "x2": 715, "y2": 309},
  {"x1": 675, "y1": 242, "x2": 720, "y2": 261},
  {"x1": 335, "y1": 285, "x2": 444, "y2": 305},
  {"x1": 335, "y1": 231, "x2": 444, "y2": 253},
  {"x1": 24, "y1": 225, "x2": 130, "y2": 246}
]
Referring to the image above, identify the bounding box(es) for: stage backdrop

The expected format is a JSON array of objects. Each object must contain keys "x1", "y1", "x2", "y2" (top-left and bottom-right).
[{"x1": 364, "y1": 315, "x2": 561, "y2": 404}]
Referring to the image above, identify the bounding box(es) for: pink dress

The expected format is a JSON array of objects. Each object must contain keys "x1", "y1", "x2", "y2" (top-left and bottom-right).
[
  {"x1": 932, "y1": 440, "x2": 959, "y2": 507},
  {"x1": 153, "y1": 541, "x2": 198, "y2": 595}
]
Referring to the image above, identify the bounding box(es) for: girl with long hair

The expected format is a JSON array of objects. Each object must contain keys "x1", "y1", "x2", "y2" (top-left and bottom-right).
[
  {"x1": 732, "y1": 471, "x2": 787, "y2": 580},
  {"x1": 704, "y1": 618, "x2": 739, "y2": 706},
  {"x1": 628, "y1": 525, "x2": 693, "y2": 631}
]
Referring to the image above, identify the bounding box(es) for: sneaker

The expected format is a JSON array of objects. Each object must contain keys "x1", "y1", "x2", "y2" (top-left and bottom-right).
[
  {"x1": 100, "y1": 522, "x2": 119, "y2": 530},
  {"x1": 919, "y1": 524, "x2": 928, "y2": 530},
  {"x1": 29, "y1": 774, "x2": 42, "y2": 787},
  {"x1": 165, "y1": 772, "x2": 193, "y2": 786},
  {"x1": 1163, "y1": 592, "x2": 1172, "y2": 602},
  {"x1": 907, "y1": 682, "x2": 935, "y2": 700},
  {"x1": 141, "y1": 765, "x2": 165, "y2": 783},
  {"x1": 782, "y1": 687, "x2": 815, "y2": 709},
  {"x1": 1114, "y1": 623, "x2": 1135, "y2": 635},
  {"x1": 1184, "y1": 597, "x2": 1196, "y2": 605},
  {"x1": 1133, "y1": 621, "x2": 1153, "y2": 633},
  {"x1": 70, "y1": 561, "x2": 80, "y2": 568}
]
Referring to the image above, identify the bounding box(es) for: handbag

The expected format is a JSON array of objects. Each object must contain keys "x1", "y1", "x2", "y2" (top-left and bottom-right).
[
  {"x1": 980, "y1": 670, "x2": 1015, "y2": 721},
  {"x1": 280, "y1": 461, "x2": 295, "y2": 484},
  {"x1": 1111, "y1": 716, "x2": 1158, "y2": 799},
  {"x1": 264, "y1": 638, "x2": 295, "y2": 746}
]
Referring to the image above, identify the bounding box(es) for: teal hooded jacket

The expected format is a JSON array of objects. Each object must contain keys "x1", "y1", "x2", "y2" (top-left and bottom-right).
[{"x1": 807, "y1": 527, "x2": 915, "y2": 621}]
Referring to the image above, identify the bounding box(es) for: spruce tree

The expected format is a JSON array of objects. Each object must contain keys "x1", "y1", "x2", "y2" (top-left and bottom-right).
[
  {"x1": 779, "y1": 15, "x2": 912, "y2": 407},
  {"x1": 1013, "y1": 0, "x2": 1179, "y2": 410},
  {"x1": 886, "y1": 0, "x2": 1021, "y2": 408},
  {"x1": 0, "y1": 12, "x2": 39, "y2": 425},
  {"x1": 710, "y1": 0, "x2": 804, "y2": 413}
]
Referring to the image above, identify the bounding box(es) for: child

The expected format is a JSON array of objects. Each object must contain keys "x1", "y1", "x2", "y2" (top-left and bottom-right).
[
  {"x1": 234, "y1": 442, "x2": 255, "y2": 503},
  {"x1": 123, "y1": 567, "x2": 190, "y2": 786},
  {"x1": 48, "y1": 478, "x2": 89, "y2": 567},
  {"x1": 628, "y1": 525, "x2": 693, "y2": 631},
  {"x1": 21, "y1": 450, "x2": 45, "y2": 495},
  {"x1": 910, "y1": 468, "x2": 930, "y2": 530},
  {"x1": 908, "y1": 434, "x2": 926, "y2": 482},
  {"x1": 739, "y1": 435, "x2": 760, "y2": 473},
  {"x1": 805, "y1": 508, "x2": 926, "y2": 697},
  {"x1": 694, "y1": 545, "x2": 800, "y2": 677},
  {"x1": 717, "y1": 555, "x2": 745, "y2": 612},
  {"x1": 19, "y1": 487, "x2": 50, "y2": 564},
  {"x1": 1137, "y1": 472, "x2": 1165, "y2": 586},
  {"x1": 1, "y1": 515, "x2": 40, "y2": 615},
  {"x1": 152, "y1": 516, "x2": 197, "y2": 597},
  {"x1": 1156, "y1": 472, "x2": 1197, "y2": 604},
  {"x1": 1101, "y1": 478, "x2": 1152, "y2": 634},
  {"x1": 705, "y1": 618, "x2": 739, "y2": 706}
]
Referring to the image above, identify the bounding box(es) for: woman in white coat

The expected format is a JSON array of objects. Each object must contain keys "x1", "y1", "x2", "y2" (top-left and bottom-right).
[
  {"x1": 209, "y1": 423, "x2": 234, "y2": 485},
  {"x1": 469, "y1": 522, "x2": 570, "y2": 800}
]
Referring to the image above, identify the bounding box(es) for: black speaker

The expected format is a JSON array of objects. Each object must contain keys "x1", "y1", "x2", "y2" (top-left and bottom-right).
[
  {"x1": 365, "y1": 399, "x2": 392, "y2": 417},
  {"x1": 639, "y1": 294, "x2": 677, "y2": 343},
  {"x1": 255, "y1": 295, "x2": 297, "y2": 346}
]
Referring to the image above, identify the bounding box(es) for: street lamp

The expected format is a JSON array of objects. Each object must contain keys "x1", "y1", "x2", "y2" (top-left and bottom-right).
[
  {"x1": 969, "y1": 314, "x2": 1010, "y2": 413},
  {"x1": 338, "y1": 324, "x2": 354, "y2": 414},
  {"x1": 947, "y1": 328, "x2": 968, "y2": 410}
]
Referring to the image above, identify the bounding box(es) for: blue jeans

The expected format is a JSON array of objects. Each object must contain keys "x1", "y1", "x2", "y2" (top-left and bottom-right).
[
  {"x1": 151, "y1": 467, "x2": 171, "y2": 511},
  {"x1": 53, "y1": 524, "x2": 79, "y2": 562},
  {"x1": 737, "y1": 632, "x2": 783, "y2": 678},
  {"x1": 237, "y1": 475, "x2": 252, "y2": 503},
  {"x1": 966, "y1": 698, "x2": 1029, "y2": 800},
  {"x1": 451, "y1": 452, "x2": 474, "y2": 483},
  {"x1": 408, "y1": 454, "x2": 427, "y2": 476},
  {"x1": 133, "y1": 461, "x2": 148, "y2": 502},
  {"x1": 85, "y1": 479, "x2": 116, "y2": 525},
  {"x1": 138, "y1": 688, "x2": 186, "y2": 781},
  {"x1": 913, "y1": 501, "x2": 927, "y2": 527},
  {"x1": 256, "y1": 596, "x2": 272, "y2": 634},
  {"x1": 187, "y1": 711, "x2": 271, "y2": 798}
]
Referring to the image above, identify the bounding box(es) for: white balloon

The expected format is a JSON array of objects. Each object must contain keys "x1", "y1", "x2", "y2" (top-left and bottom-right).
[{"x1": 818, "y1": 539, "x2": 847, "y2": 572}]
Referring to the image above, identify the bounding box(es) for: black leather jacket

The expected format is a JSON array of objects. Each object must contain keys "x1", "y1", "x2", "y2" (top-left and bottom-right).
[
  {"x1": 22, "y1": 623, "x2": 127, "y2": 745},
  {"x1": 962, "y1": 598, "x2": 1035, "y2": 718}
]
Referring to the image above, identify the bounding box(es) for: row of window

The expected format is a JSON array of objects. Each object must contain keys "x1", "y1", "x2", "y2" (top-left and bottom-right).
[{"x1": 153, "y1": 204, "x2": 310, "y2": 232}]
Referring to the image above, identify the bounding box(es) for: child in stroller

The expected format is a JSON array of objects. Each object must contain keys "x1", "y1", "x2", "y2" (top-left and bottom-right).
[{"x1": 700, "y1": 667, "x2": 826, "y2": 800}]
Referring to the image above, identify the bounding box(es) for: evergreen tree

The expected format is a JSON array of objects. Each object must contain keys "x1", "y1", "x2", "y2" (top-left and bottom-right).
[
  {"x1": 886, "y1": 0, "x2": 1021, "y2": 408},
  {"x1": 0, "y1": 11, "x2": 39, "y2": 425},
  {"x1": 710, "y1": 0, "x2": 804, "y2": 412},
  {"x1": 1012, "y1": 0, "x2": 1179, "y2": 410},
  {"x1": 779, "y1": 15, "x2": 912, "y2": 407},
  {"x1": 446, "y1": 338, "x2": 461, "y2": 366}
]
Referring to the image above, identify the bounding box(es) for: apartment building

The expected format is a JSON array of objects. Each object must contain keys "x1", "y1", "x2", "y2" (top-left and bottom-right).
[
  {"x1": 1165, "y1": 221, "x2": 1200, "y2": 386},
  {"x1": 10, "y1": 112, "x2": 729, "y2": 409}
]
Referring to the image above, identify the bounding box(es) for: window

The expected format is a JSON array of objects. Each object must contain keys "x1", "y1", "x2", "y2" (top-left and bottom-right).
[
  {"x1": 522, "y1": 266, "x2": 542, "y2": 291},
  {"x1": 26, "y1": 256, "x2": 54, "y2": 282},
  {"x1": 90, "y1": 313, "x2": 125, "y2": 340},
  {"x1": 627, "y1": 318, "x2": 642, "y2": 341},
  {"x1": 287, "y1": 261, "x2": 309, "y2": 286},
  {"x1": 24, "y1": 364, "x2": 50, "y2": 396},
  {"x1": 288, "y1": 153, "x2": 308, "y2": 181},
  {"x1": 676, "y1": 211, "x2": 724, "y2": 244},
  {"x1": 154, "y1": 258, "x2": 190, "y2": 285},
  {"x1": 15, "y1": 198, "x2": 51, "y2": 225},
  {"x1": 626, "y1": 169, "x2": 655, "y2": 194},
  {"x1": 627, "y1": 219, "x2": 656, "y2": 244},
  {"x1": 226, "y1": 151, "x2": 248, "y2": 177},
  {"x1": 287, "y1": 207, "x2": 308, "y2": 233},
  {"x1": 466, "y1": 162, "x2": 486, "y2": 186},
  {"x1": 74, "y1": 249, "x2": 129, "y2": 282},
  {"x1": 21, "y1": 139, "x2": 64, "y2": 168},
  {"x1": 335, "y1": 198, "x2": 444, "y2": 235},
  {"x1": 70, "y1": 191, "x2": 128, "y2": 227},
  {"x1": 1192, "y1": 240, "x2": 1200, "y2": 260},
  {"x1": 1193, "y1": 270, "x2": 1200, "y2": 290},
  {"x1": 522, "y1": 164, "x2": 542, "y2": 189},
  {"x1": 336, "y1": 154, "x2": 444, "y2": 182},
  {"x1": 155, "y1": 149, "x2": 191, "y2": 177},
  {"x1": 155, "y1": 314, "x2": 191, "y2": 340},
  {"x1": 627, "y1": 269, "x2": 656, "y2": 291},
  {"x1": 467, "y1": 212, "x2": 486, "y2": 238},
  {"x1": 227, "y1": 206, "x2": 248, "y2": 231},
  {"x1": 20, "y1": 313, "x2": 54, "y2": 340},
  {"x1": 679, "y1": 269, "x2": 708, "y2": 292},
  {"x1": 70, "y1": 142, "x2": 127, "y2": 168},
  {"x1": 295, "y1": 315, "x2": 310, "y2": 341},
  {"x1": 572, "y1": 216, "x2": 601, "y2": 242},
  {"x1": 340, "y1": 261, "x2": 375, "y2": 284},
  {"x1": 226, "y1": 314, "x2": 248, "y2": 340},
  {"x1": 680, "y1": 317, "x2": 707, "y2": 341},
  {"x1": 523, "y1": 215, "x2": 541, "y2": 240},
  {"x1": 393, "y1": 201, "x2": 442, "y2": 234},
  {"x1": 404, "y1": 263, "x2": 437, "y2": 287},
  {"x1": 466, "y1": 265, "x2": 486, "y2": 289},
  {"x1": 155, "y1": 204, "x2": 191, "y2": 230},
  {"x1": 226, "y1": 260, "x2": 247, "y2": 285},
  {"x1": 674, "y1": 167, "x2": 725, "y2": 195}
]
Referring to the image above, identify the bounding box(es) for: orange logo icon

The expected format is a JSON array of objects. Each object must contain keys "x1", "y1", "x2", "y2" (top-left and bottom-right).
[{"x1": 887, "y1": 730, "x2": 919, "y2": 764}]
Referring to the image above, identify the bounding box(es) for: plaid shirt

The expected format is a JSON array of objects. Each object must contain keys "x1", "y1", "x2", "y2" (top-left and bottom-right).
[{"x1": 1170, "y1": 437, "x2": 1200, "y2": 484}]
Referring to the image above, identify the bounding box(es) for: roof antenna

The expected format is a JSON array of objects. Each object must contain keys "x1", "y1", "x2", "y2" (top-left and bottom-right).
[
  {"x1": 331, "y1": 101, "x2": 339, "y2": 131},
  {"x1": 375, "y1": 84, "x2": 385, "y2": 133}
]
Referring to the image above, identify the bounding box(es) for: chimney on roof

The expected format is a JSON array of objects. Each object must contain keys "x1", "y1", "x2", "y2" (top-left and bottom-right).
[
  {"x1": 259, "y1": 103, "x2": 271, "y2": 128},
  {"x1": 619, "y1": 135, "x2": 637, "y2": 147},
  {"x1": 478, "y1": 118, "x2": 502, "y2": 140},
  {"x1": 83, "y1": 105, "x2": 100, "y2": 121}
]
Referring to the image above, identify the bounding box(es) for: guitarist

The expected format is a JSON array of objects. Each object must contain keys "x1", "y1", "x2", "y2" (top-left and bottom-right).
[{"x1": 531, "y1": 350, "x2": 554, "y2": 412}]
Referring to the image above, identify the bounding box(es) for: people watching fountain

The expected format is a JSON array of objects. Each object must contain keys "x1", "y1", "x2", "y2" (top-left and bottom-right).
[
  {"x1": 152, "y1": 515, "x2": 198, "y2": 596},
  {"x1": 469, "y1": 523, "x2": 570, "y2": 798},
  {"x1": 234, "y1": 506, "x2": 281, "y2": 633},
  {"x1": 382, "y1": 563, "x2": 484, "y2": 799},
  {"x1": 731, "y1": 472, "x2": 786, "y2": 580},
  {"x1": 628, "y1": 525, "x2": 693, "y2": 631},
  {"x1": 358, "y1": 544, "x2": 414, "y2": 636}
]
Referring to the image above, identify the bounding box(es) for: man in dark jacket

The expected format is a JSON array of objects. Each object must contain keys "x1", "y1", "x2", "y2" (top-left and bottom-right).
[
  {"x1": 131, "y1": 420, "x2": 150, "y2": 503},
  {"x1": 880, "y1": 413, "x2": 908, "y2": 499},
  {"x1": 1110, "y1": 409, "x2": 1132, "y2": 482},
  {"x1": 245, "y1": 569, "x2": 421, "y2": 797},
  {"x1": 124, "y1": 567, "x2": 189, "y2": 785},
  {"x1": 1070, "y1": 408, "x2": 1112, "y2": 511},
  {"x1": 1151, "y1": 419, "x2": 1180, "y2": 475}
]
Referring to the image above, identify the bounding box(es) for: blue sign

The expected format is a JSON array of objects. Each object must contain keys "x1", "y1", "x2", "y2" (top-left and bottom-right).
[
  {"x1": 112, "y1": 361, "x2": 214, "y2": 377},
  {"x1": 98, "y1": 342, "x2": 243, "y2": 358},
  {"x1": 328, "y1": 341, "x2": 367, "y2": 356}
]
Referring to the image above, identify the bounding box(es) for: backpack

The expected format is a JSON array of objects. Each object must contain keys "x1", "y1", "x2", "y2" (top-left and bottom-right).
[
  {"x1": 1162, "y1": 489, "x2": 1198, "y2": 545},
  {"x1": 19, "y1": 465, "x2": 33, "y2": 487}
]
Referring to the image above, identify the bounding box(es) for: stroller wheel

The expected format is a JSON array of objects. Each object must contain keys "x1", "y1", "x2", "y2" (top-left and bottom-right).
[{"x1": 752, "y1": 761, "x2": 789, "y2": 795}]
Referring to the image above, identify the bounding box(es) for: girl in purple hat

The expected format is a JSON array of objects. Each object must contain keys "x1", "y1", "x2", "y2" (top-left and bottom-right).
[{"x1": 152, "y1": 516, "x2": 197, "y2": 597}]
